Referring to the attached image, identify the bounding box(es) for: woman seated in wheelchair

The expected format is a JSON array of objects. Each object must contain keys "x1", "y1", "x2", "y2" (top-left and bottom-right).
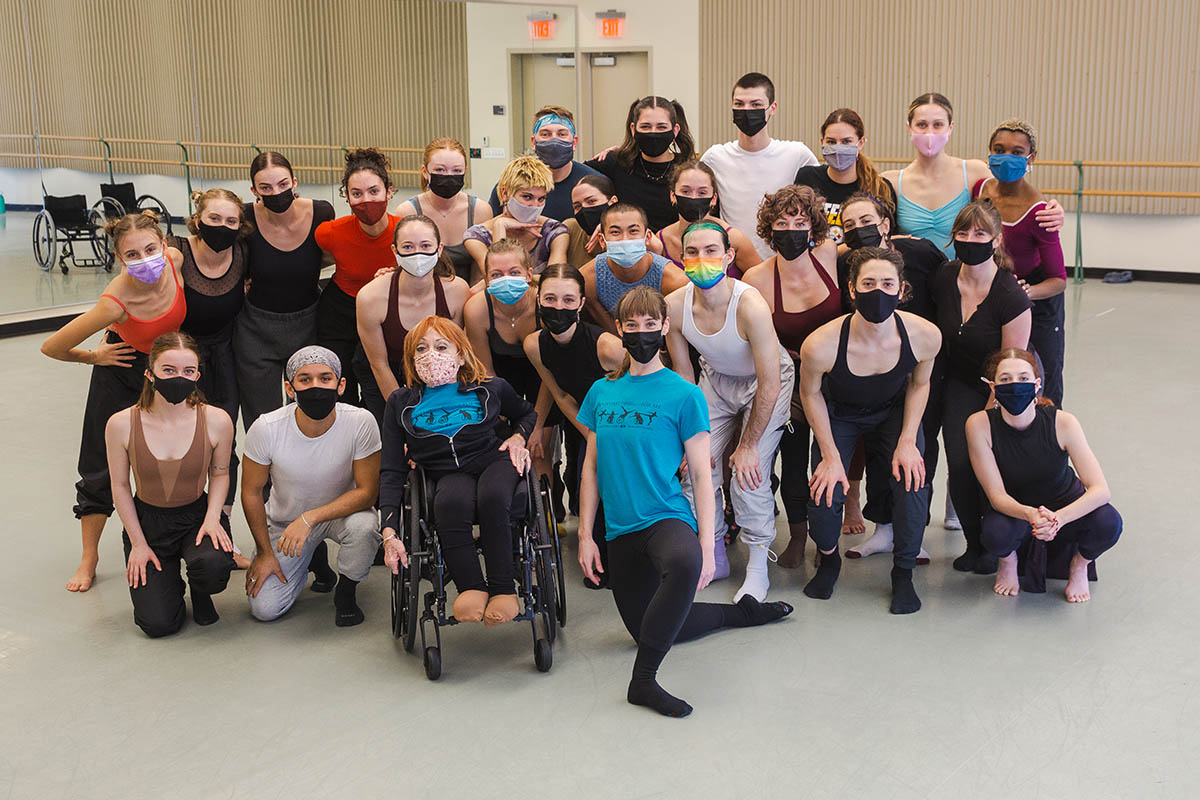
[{"x1": 379, "y1": 316, "x2": 536, "y2": 626}]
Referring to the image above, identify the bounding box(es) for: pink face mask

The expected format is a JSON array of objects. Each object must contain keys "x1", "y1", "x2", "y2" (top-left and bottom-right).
[
  {"x1": 414, "y1": 349, "x2": 459, "y2": 387},
  {"x1": 911, "y1": 131, "x2": 950, "y2": 158}
]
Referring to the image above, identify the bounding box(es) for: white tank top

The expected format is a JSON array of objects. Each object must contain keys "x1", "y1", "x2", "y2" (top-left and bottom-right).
[{"x1": 682, "y1": 279, "x2": 757, "y2": 377}]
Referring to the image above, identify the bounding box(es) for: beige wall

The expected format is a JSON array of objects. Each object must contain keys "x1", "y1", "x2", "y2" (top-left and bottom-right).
[
  {"x1": 699, "y1": 0, "x2": 1200, "y2": 215},
  {"x1": 465, "y1": 0, "x2": 700, "y2": 196}
]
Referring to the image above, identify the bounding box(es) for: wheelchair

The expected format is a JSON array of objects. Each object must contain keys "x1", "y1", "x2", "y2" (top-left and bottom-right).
[
  {"x1": 32, "y1": 183, "x2": 171, "y2": 274},
  {"x1": 390, "y1": 464, "x2": 567, "y2": 681}
]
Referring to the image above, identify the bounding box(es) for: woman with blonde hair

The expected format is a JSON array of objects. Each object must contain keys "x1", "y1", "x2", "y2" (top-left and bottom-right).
[
  {"x1": 42, "y1": 211, "x2": 186, "y2": 592},
  {"x1": 463, "y1": 155, "x2": 568, "y2": 281}
]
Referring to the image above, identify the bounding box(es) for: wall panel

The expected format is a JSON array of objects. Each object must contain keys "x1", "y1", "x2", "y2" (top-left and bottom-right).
[{"x1": 699, "y1": 0, "x2": 1200, "y2": 214}]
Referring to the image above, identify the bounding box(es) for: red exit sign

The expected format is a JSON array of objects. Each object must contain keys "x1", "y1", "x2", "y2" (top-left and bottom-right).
[
  {"x1": 529, "y1": 18, "x2": 556, "y2": 40},
  {"x1": 597, "y1": 16, "x2": 625, "y2": 38}
]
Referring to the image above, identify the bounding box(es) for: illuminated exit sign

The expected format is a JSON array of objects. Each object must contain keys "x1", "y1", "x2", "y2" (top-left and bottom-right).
[
  {"x1": 528, "y1": 14, "x2": 556, "y2": 40},
  {"x1": 596, "y1": 10, "x2": 625, "y2": 39}
]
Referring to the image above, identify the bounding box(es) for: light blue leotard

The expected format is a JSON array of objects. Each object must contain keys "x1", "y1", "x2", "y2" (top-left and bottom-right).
[{"x1": 895, "y1": 161, "x2": 970, "y2": 258}]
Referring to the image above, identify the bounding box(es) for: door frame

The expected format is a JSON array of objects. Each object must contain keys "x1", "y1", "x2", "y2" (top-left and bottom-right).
[
  {"x1": 508, "y1": 48, "x2": 582, "y2": 161},
  {"x1": 576, "y1": 47, "x2": 652, "y2": 158}
]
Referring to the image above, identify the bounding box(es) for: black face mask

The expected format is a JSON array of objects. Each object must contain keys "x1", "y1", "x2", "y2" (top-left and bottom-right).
[
  {"x1": 854, "y1": 288, "x2": 900, "y2": 324},
  {"x1": 540, "y1": 305, "x2": 579, "y2": 335},
  {"x1": 261, "y1": 189, "x2": 295, "y2": 214},
  {"x1": 772, "y1": 229, "x2": 810, "y2": 261},
  {"x1": 621, "y1": 330, "x2": 663, "y2": 364},
  {"x1": 994, "y1": 381, "x2": 1038, "y2": 415},
  {"x1": 575, "y1": 204, "x2": 606, "y2": 235},
  {"x1": 732, "y1": 108, "x2": 768, "y2": 137},
  {"x1": 153, "y1": 375, "x2": 196, "y2": 405},
  {"x1": 197, "y1": 221, "x2": 239, "y2": 253},
  {"x1": 294, "y1": 386, "x2": 339, "y2": 420},
  {"x1": 427, "y1": 173, "x2": 464, "y2": 199},
  {"x1": 674, "y1": 196, "x2": 713, "y2": 223},
  {"x1": 843, "y1": 224, "x2": 883, "y2": 250},
  {"x1": 635, "y1": 131, "x2": 675, "y2": 158},
  {"x1": 954, "y1": 239, "x2": 994, "y2": 266}
]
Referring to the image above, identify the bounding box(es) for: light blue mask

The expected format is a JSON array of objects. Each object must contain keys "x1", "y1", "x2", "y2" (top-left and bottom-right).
[
  {"x1": 486, "y1": 275, "x2": 530, "y2": 305},
  {"x1": 605, "y1": 238, "x2": 647, "y2": 268},
  {"x1": 988, "y1": 153, "x2": 1028, "y2": 183}
]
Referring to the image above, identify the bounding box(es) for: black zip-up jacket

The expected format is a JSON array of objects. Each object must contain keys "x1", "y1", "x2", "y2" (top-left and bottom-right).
[{"x1": 379, "y1": 377, "x2": 536, "y2": 530}]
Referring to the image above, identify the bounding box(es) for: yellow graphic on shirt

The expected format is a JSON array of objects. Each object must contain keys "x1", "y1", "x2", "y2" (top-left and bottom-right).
[{"x1": 826, "y1": 202, "x2": 844, "y2": 245}]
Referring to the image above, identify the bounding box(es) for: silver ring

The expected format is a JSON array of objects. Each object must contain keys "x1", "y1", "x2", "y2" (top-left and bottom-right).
[{"x1": 249, "y1": 577, "x2": 257, "y2": 583}]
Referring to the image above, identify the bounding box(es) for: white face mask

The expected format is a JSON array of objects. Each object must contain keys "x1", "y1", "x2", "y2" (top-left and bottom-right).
[
  {"x1": 396, "y1": 251, "x2": 438, "y2": 277},
  {"x1": 507, "y1": 196, "x2": 544, "y2": 224}
]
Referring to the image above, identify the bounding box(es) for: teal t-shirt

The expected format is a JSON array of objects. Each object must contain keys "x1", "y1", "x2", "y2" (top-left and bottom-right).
[
  {"x1": 577, "y1": 367, "x2": 710, "y2": 539},
  {"x1": 412, "y1": 383, "x2": 485, "y2": 436}
]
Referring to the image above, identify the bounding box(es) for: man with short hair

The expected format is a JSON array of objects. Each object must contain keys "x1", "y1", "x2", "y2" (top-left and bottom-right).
[
  {"x1": 700, "y1": 73, "x2": 818, "y2": 260},
  {"x1": 489, "y1": 105, "x2": 601, "y2": 222},
  {"x1": 242, "y1": 346, "x2": 382, "y2": 627}
]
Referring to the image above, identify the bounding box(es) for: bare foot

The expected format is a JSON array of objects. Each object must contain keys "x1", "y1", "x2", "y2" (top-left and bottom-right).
[
  {"x1": 1065, "y1": 553, "x2": 1092, "y2": 603},
  {"x1": 66, "y1": 558, "x2": 98, "y2": 592},
  {"x1": 777, "y1": 526, "x2": 808, "y2": 569},
  {"x1": 993, "y1": 553, "x2": 1020, "y2": 597},
  {"x1": 483, "y1": 594, "x2": 520, "y2": 627},
  {"x1": 232, "y1": 552, "x2": 251, "y2": 570},
  {"x1": 841, "y1": 484, "x2": 866, "y2": 535}
]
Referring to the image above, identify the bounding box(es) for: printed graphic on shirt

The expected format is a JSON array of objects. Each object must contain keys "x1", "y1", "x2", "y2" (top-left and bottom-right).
[
  {"x1": 412, "y1": 388, "x2": 485, "y2": 437},
  {"x1": 825, "y1": 201, "x2": 844, "y2": 246},
  {"x1": 592, "y1": 401, "x2": 662, "y2": 428}
]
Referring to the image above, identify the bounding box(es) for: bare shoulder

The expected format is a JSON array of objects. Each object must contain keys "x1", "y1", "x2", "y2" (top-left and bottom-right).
[
  {"x1": 661, "y1": 263, "x2": 689, "y2": 292},
  {"x1": 105, "y1": 406, "x2": 133, "y2": 438},
  {"x1": 736, "y1": 282, "x2": 771, "y2": 315},
  {"x1": 473, "y1": 197, "x2": 494, "y2": 222},
  {"x1": 965, "y1": 408, "x2": 991, "y2": 438},
  {"x1": 740, "y1": 259, "x2": 771, "y2": 291},
  {"x1": 1055, "y1": 408, "x2": 1082, "y2": 439},
  {"x1": 463, "y1": 290, "x2": 487, "y2": 324},
  {"x1": 898, "y1": 311, "x2": 942, "y2": 356},
  {"x1": 964, "y1": 158, "x2": 991, "y2": 182},
  {"x1": 442, "y1": 274, "x2": 470, "y2": 302},
  {"x1": 799, "y1": 316, "x2": 844, "y2": 369},
  {"x1": 522, "y1": 328, "x2": 541, "y2": 360},
  {"x1": 205, "y1": 403, "x2": 235, "y2": 435}
]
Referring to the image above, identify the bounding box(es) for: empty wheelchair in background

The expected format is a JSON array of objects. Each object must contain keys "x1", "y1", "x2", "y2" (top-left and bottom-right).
[
  {"x1": 391, "y1": 464, "x2": 567, "y2": 680},
  {"x1": 96, "y1": 182, "x2": 172, "y2": 236},
  {"x1": 33, "y1": 182, "x2": 172, "y2": 274}
]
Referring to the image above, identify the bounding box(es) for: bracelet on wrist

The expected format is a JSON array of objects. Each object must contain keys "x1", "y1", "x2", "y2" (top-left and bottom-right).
[{"x1": 300, "y1": 512, "x2": 313, "y2": 528}]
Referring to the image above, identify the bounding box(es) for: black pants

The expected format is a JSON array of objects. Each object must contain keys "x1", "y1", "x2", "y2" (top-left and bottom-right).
[
  {"x1": 193, "y1": 328, "x2": 239, "y2": 507},
  {"x1": 778, "y1": 393, "x2": 811, "y2": 524},
  {"x1": 316, "y1": 282, "x2": 361, "y2": 406},
  {"x1": 807, "y1": 402, "x2": 929, "y2": 569},
  {"x1": 569, "y1": 429, "x2": 609, "y2": 569},
  {"x1": 982, "y1": 503, "x2": 1121, "y2": 561},
  {"x1": 608, "y1": 518, "x2": 731, "y2": 652},
  {"x1": 352, "y1": 343, "x2": 398, "y2": 428},
  {"x1": 75, "y1": 332, "x2": 148, "y2": 518},
  {"x1": 942, "y1": 378, "x2": 987, "y2": 550},
  {"x1": 429, "y1": 450, "x2": 521, "y2": 596},
  {"x1": 564, "y1": 424, "x2": 582, "y2": 515},
  {"x1": 1031, "y1": 296, "x2": 1066, "y2": 407},
  {"x1": 122, "y1": 495, "x2": 235, "y2": 638}
]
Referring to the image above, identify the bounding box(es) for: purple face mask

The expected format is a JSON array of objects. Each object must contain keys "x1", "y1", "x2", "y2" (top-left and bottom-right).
[{"x1": 124, "y1": 252, "x2": 167, "y2": 284}]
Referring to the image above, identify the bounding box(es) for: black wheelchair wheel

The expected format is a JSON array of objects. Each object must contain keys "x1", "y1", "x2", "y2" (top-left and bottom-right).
[
  {"x1": 540, "y1": 479, "x2": 567, "y2": 629},
  {"x1": 137, "y1": 194, "x2": 171, "y2": 235},
  {"x1": 87, "y1": 205, "x2": 114, "y2": 271},
  {"x1": 32, "y1": 210, "x2": 56, "y2": 271},
  {"x1": 424, "y1": 646, "x2": 442, "y2": 681},
  {"x1": 534, "y1": 633, "x2": 553, "y2": 673},
  {"x1": 401, "y1": 478, "x2": 423, "y2": 653},
  {"x1": 390, "y1": 565, "x2": 404, "y2": 640},
  {"x1": 529, "y1": 475, "x2": 558, "y2": 642}
]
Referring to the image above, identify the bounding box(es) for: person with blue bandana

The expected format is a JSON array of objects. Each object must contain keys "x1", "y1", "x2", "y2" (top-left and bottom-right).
[
  {"x1": 664, "y1": 222, "x2": 793, "y2": 603},
  {"x1": 488, "y1": 105, "x2": 601, "y2": 223}
]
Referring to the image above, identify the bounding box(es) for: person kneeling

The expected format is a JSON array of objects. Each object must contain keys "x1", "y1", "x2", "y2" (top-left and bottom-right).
[
  {"x1": 105, "y1": 332, "x2": 236, "y2": 637},
  {"x1": 967, "y1": 349, "x2": 1121, "y2": 602},
  {"x1": 379, "y1": 316, "x2": 535, "y2": 627},
  {"x1": 242, "y1": 346, "x2": 382, "y2": 627}
]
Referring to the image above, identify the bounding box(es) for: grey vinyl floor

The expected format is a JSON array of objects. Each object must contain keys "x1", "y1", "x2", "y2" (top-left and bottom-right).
[{"x1": 1, "y1": 265, "x2": 1197, "y2": 797}]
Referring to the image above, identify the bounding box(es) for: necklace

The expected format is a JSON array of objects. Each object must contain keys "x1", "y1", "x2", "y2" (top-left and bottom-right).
[{"x1": 636, "y1": 157, "x2": 674, "y2": 184}]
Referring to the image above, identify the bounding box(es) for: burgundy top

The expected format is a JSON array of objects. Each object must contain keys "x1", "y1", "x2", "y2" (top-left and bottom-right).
[
  {"x1": 973, "y1": 180, "x2": 1066, "y2": 283},
  {"x1": 381, "y1": 270, "x2": 450, "y2": 371},
  {"x1": 771, "y1": 251, "x2": 842, "y2": 355}
]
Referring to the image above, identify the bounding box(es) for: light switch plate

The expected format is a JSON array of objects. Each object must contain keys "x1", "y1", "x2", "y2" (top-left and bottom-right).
[{"x1": 483, "y1": 147, "x2": 506, "y2": 159}]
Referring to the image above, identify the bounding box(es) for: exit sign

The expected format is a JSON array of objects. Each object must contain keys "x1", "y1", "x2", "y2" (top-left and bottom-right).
[
  {"x1": 597, "y1": 16, "x2": 625, "y2": 38},
  {"x1": 529, "y1": 18, "x2": 556, "y2": 40}
]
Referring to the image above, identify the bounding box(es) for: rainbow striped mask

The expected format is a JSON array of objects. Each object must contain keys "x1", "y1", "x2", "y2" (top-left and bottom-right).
[{"x1": 683, "y1": 257, "x2": 727, "y2": 289}]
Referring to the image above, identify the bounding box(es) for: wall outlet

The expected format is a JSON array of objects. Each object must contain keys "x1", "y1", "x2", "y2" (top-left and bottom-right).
[
  {"x1": 483, "y1": 147, "x2": 506, "y2": 159},
  {"x1": 492, "y1": 105, "x2": 505, "y2": 115}
]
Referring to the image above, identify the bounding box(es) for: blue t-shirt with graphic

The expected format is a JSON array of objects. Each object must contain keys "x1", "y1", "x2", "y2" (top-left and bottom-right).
[
  {"x1": 577, "y1": 367, "x2": 710, "y2": 539},
  {"x1": 412, "y1": 383, "x2": 485, "y2": 436}
]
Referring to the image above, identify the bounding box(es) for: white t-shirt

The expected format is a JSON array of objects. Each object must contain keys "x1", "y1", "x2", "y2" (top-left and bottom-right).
[
  {"x1": 701, "y1": 138, "x2": 818, "y2": 260},
  {"x1": 244, "y1": 403, "x2": 382, "y2": 529}
]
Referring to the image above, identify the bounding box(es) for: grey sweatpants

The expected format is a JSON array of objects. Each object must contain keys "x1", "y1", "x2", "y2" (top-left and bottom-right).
[
  {"x1": 682, "y1": 349, "x2": 793, "y2": 548},
  {"x1": 248, "y1": 509, "x2": 380, "y2": 621},
  {"x1": 234, "y1": 299, "x2": 319, "y2": 432}
]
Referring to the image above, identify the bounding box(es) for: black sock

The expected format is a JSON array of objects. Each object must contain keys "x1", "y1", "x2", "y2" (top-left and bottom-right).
[
  {"x1": 973, "y1": 552, "x2": 998, "y2": 575},
  {"x1": 890, "y1": 566, "x2": 921, "y2": 614},
  {"x1": 628, "y1": 644, "x2": 691, "y2": 717},
  {"x1": 309, "y1": 541, "x2": 336, "y2": 592},
  {"x1": 803, "y1": 548, "x2": 841, "y2": 600},
  {"x1": 952, "y1": 545, "x2": 981, "y2": 572},
  {"x1": 334, "y1": 575, "x2": 364, "y2": 627},
  {"x1": 191, "y1": 591, "x2": 219, "y2": 626},
  {"x1": 727, "y1": 595, "x2": 794, "y2": 627}
]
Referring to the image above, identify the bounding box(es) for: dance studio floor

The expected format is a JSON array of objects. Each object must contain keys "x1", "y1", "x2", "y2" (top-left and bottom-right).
[{"x1": 1, "y1": 274, "x2": 1197, "y2": 798}]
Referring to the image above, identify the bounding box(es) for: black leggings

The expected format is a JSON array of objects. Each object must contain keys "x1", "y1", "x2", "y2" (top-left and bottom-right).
[
  {"x1": 122, "y1": 495, "x2": 235, "y2": 638},
  {"x1": 351, "y1": 342, "x2": 390, "y2": 428},
  {"x1": 570, "y1": 430, "x2": 608, "y2": 569},
  {"x1": 316, "y1": 282, "x2": 361, "y2": 406},
  {"x1": 778, "y1": 400, "x2": 811, "y2": 524},
  {"x1": 608, "y1": 518, "x2": 734, "y2": 652},
  {"x1": 942, "y1": 378, "x2": 987, "y2": 549},
  {"x1": 429, "y1": 450, "x2": 521, "y2": 596},
  {"x1": 193, "y1": 330, "x2": 239, "y2": 508},
  {"x1": 75, "y1": 333, "x2": 148, "y2": 518}
]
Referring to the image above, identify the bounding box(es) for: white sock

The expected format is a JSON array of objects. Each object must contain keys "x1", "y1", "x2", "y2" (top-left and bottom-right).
[
  {"x1": 944, "y1": 496, "x2": 961, "y2": 530},
  {"x1": 848, "y1": 523, "x2": 894, "y2": 558},
  {"x1": 733, "y1": 544, "x2": 771, "y2": 603},
  {"x1": 917, "y1": 547, "x2": 931, "y2": 564}
]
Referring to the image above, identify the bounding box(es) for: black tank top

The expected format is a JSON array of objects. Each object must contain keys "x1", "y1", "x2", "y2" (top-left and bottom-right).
[
  {"x1": 822, "y1": 314, "x2": 918, "y2": 418},
  {"x1": 410, "y1": 195, "x2": 476, "y2": 283},
  {"x1": 538, "y1": 321, "x2": 605, "y2": 407},
  {"x1": 174, "y1": 236, "x2": 247, "y2": 338},
  {"x1": 486, "y1": 293, "x2": 541, "y2": 404},
  {"x1": 244, "y1": 200, "x2": 335, "y2": 312},
  {"x1": 987, "y1": 404, "x2": 1076, "y2": 506}
]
